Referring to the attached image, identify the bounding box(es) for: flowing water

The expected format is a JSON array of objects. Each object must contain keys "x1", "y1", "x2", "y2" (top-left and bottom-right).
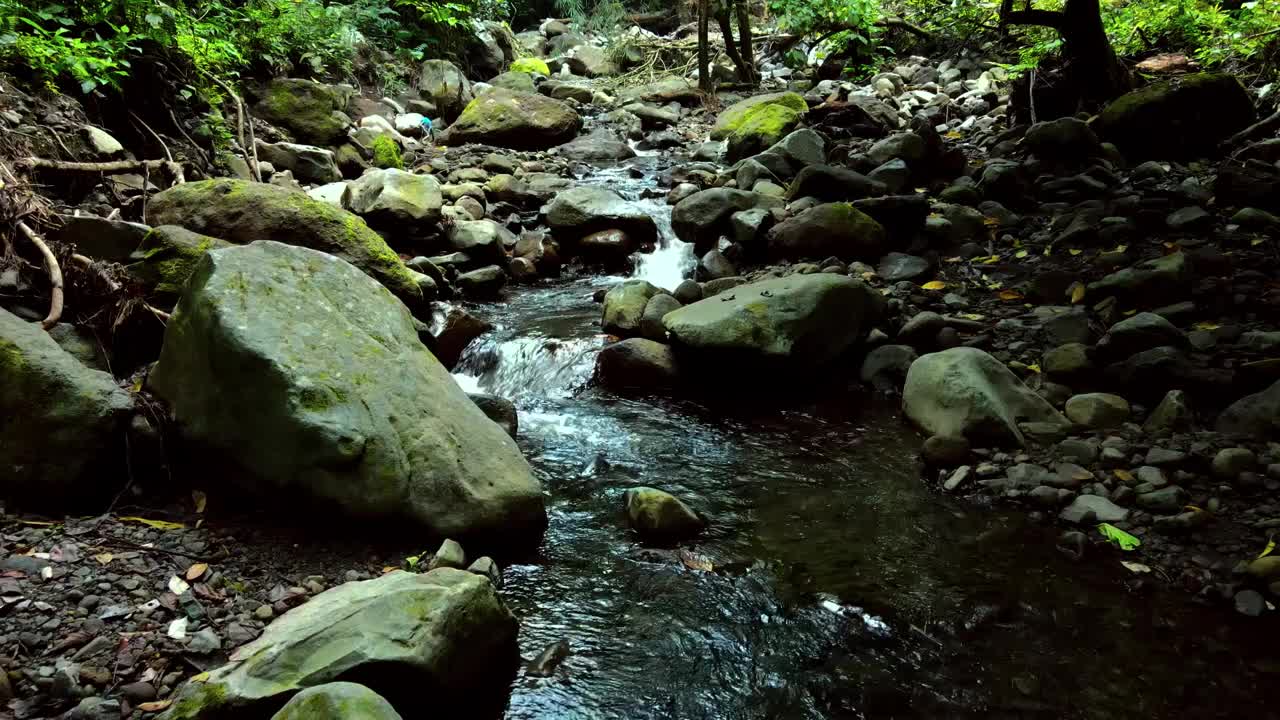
[{"x1": 454, "y1": 156, "x2": 1280, "y2": 719}]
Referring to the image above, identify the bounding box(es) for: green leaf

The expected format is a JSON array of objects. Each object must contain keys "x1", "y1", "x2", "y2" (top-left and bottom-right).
[{"x1": 1097, "y1": 523, "x2": 1141, "y2": 551}]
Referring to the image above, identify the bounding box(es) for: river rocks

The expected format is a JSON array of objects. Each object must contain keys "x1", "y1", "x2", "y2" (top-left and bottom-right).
[
  {"x1": 469, "y1": 393, "x2": 518, "y2": 438},
  {"x1": 1064, "y1": 393, "x2": 1130, "y2": 429},
  {"x1": 768, "y1": 128, "x2": 825, "y2": 169},
  {"x1": 565, "y1": 44, "x2": 617, "y2": 77},
  {"x1": 447, "y1": 220, "x2": 512, "y2": 263},
  {"x1": 617, "y1": 78, "x2": 700, "y2": 105},
  {"x1": 876, "y1": 252, "x2": 930, "y2": 282},
  {"x1": 1023, "y1": 117, "x2": 1101, "y2": 166},
  {"x1": 342, "y1": 169, "x2": 443, "y2": 232},
  {"x1": 1059, "y1": 495, "x2": 1129, "y2": 524},
  {"x1": 1212, "y1": 447, "x2": 1256, "y2": 478},
  {"x1": 859, "y1": 344, "x2": 917, "y2": 392},
  {"x1": 767, "y1": 202, "x2": 886, "y2": 261},
  {"x1": 903, "y1": 347, "x2": 1070, "y2": 446},
  {"x1": 1088, "y1": 252, "x2": 1188, "y2": 306},
  {"x1": 1096, "y1": 312, "x2": 1186, "y2": 360},
  {"x1": 662, "y1": 274, "x2": 883, "y2": 371},
  {"x1": 786, "y1": 165, "x2": 885, "y2": 202},
  {"x1": 252, "y1": 78, "x2": 351, "y2": 146},
  {"x1": 418, "y1": 60, "x2": 473, "y2": 121},
  {"x1": 559, "y1": 132, "x2": 637, "y2": 161},
  {"x1": 445, "y1": 88, "x2": 581, "y2": 150},
  {"x1": 456, "y1": 265, "x2": 508, "y2": 298},
  {"x1": 602, "y1": 280, "x2": 662, "y2": 337},
  {"x1": 1216, "y1": 380, "x2": 1280, "y2": 438},
  {"x1": 1136, "y1": 486, "x2": 1188, "y2": 514},
  {"x1": 270, "y1": 683, "x2": 402, "y2": 720},
  {"x1": 429, "y1": 304, "x2": 491, "y2": 368},
  {"x1": 1145, "y1": 389, "x2": 1194, "y2": 432},
  {"x1": 0, "y1": 308, "x2": 133, "y2": 500},
  {"x1": 922, "y1": 434, "x2": 970, "y2": 466},
  {"x1": 640, "y1": 293, "x2": 681, "y2": 341},
  {"x1": 546, "y1": 186, "x2": 657, "y2": 246},
  {"x1": 254, "y1": 141, "x2": 342, "y2": 184},
  {"x1": 161, "y1": 569, "x2": 516, "y2": 720},
  {"x1": 711, "y1": 92, "x2": 808, "y2": 161},
  {"x1": 597, "y1": 338, "x2": 681, "y2": 391},
  {"x1": 624, "y1": 487, "x2": 704, "y2": 540},
  {"x1": 1094, "y1": 73, "x2": 1256, "y2": 160},
  {"x1": 489, "y1": 70, "x2": 536, "y2": 93},
  {"x1": 149, "y1": 242, "x2": 544, "y2": 538},
  {"x1": 148, "y1": 179, "x2": 421, "y2": 303},
  {"x1": 671, "y1": 188, "x2": 763, "y2": 252}
]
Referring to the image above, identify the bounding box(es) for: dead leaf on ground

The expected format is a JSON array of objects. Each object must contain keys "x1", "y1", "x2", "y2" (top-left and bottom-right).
[
  {"x1": 1114, "y1": 469, "x2": 1135, "y2": 483},
  {"x1": 138, "y1": 700, "x2": 174, "y2": 713},
  {"x1": 1069, "y1": 282, "x2": 1086, "y2": 304},
  {"x1": 186, "y1": 563, "x2": 209, "y2": 581},
  {"x1": 192, "y1": 490, "x2": 207, "y2": 514},
  {"x1": 678, "y1": 549, "x2": 713, "y2": 572},
  {"x1": 921, "y1": 280, "x2": 947, "y2": 290},
  {"x1": 93, "y1": 553, "x2": 113, "y2": 565},
  {"x1": 997, "y1": 289, "x2": 1023, "y2": 301},
  {"x1": 119, "y1": 516, "x2": 185, "y2": 531}
]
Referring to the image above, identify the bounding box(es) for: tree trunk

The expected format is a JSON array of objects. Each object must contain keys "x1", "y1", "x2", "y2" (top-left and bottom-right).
[
  {"x1": 735, "y1": 0, "x2": 757, "y2": 85},
  {"x1": 698, "y1": 0, "x2": 712, "y2": 92},
  {"x1": 716, "y1": 8, "x2": 749, "y2": 83},
  {"x1": 1002, "y1": 0, "x2": 1131, "y2": 112}
]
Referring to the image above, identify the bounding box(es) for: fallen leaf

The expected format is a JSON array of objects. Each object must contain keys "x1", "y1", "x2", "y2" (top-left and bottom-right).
[
  {"x1": 997, "y1": 289, "x2": 1023, "y2": 301},
  {"x1": 93, "y1": 553, "x2": 113, "y2": 565},
  {"x1": 138, "y1": 700, "x2": 173, "y2": 713},
  {"x1": 921, "y1": 280, "x2": 947, "y2": 290},
  {"x1": 1097, "y1": 523, "x2": 1141, "y2": 551},
  {"x1": 18, "y1": 519, "x2": 58, "y2": 526},
  {"x1": 189, "y1": 671, "x2": 211, "y2": 683},
  {"x1": 944, "y1": 130, "x2": 962, "y2": 139},
  {"x1": 168, "y1": 575, "x2": 190, "y2": 596},
  {"x1": 944, "y1": 256, "x2": 963, "y2": 263},
  {"x1": 956, "y1": 312, "x2": 985, "y2": 321},
  {"x1": 1193, "y1": 321, "x2": 1220, "y2": 331},
  {"x1": 186, "y1": 563, "x2": 209, "y2": 581},
  {"x1": 1120, "y1": 561, "x2": 1152, "y2": 574},
  {"x1": 1014, "y1": 249, "x2": 1029, "y2": 259},
  {"x1": 167, "y1": 617, "x2": 188, "y2": 640},
  {"x1": 1025, "y1": 363, "x2": 1041, "y2": 374},
  {"x1": 981, "y1": 255, "x2": 1001, "y2": 264},
  {"x1": 119, "y1": 516, "x2": 185, "y2": 531},
  {"x1": 982, "y1": 216, "x2": 1000, "y2": 227},
  {"x1": 1068, "y1": 248, "x2": 1082, "y2": 256},
  {"x1": 1258, "y1": 537, "x2": 1275, "y2": 560},
  {"x1": 382, "y1": 566, "x2": 398, "y2": 574},
  {"x1": 192, "y1": 490, "x2": 207, "y2": 514},
  {"x1": 1122, "y1": 309, "x2": 1137, "y2": 316},
  {"x1": 1113, "y1": 469, "x2": 1134, "y2": 483},
  {"x1": 1069, "y1": 282, "x2": 1086, "y2": 304},
  {"x1": 1252, "y1": 237, "x2": 1266, "y2": 246}
]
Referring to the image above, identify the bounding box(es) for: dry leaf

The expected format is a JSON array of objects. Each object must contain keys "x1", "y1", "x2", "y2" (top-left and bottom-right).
[
  {"x1": 1068, "y1": 248, "x2": 1082, "y2": 256},
  {"x1": 167, "y1": 617, "x2": 188, "y2": 640},
  {"x1": 997, "y1": 289, "x2": 1023, "y2": 301},
  {"x1": 956, "y1": 312, "x2": 985, "y2": 321},
  {"x1": 1120, "y1": 561, "x2": 1152, "y2": 574},
  {"x1": 1069, "y1": 282, "x2": 1086, "y2": 304},
  {"x1": 921, "y1": 280, "x2": 947, "y2": 290},
  {"x1": 944, "y1": 130, "x2": 962, "y2": 139},
  {"x1": 1193, "y1": 321, "x2": 1220, "y2": 331},
  {"x1": 189, "y1": 671, "x2": 211, "y2": 683},
  {"x1": 93, "y1": 553, "x2": 114, "y2": 565},
  {"x1": 186, "y1": 563, "x2": 209, "y2": 581},
  {"x1": 137, "y1": 700, "x2": 173, "y2": 713},
  {"x1": 982, "y1": 216, "x2": 1000, "y2": 227},
  {"x1": 1252, "y1": 237, "x2": 1266, "y2": 246},
  {"x1": 1014, "y1": 249, "x2": 1029, "y2": 259},
  {"x1": 981, "y1": 255, "x2": 1001, "y2": 264},
  {"x1": 119, "y1": 516, "x2": 185, "y2": 531},
  {"x1": 192, "y1": 490, "x2": 208, "y2": 514},
  {"x1": 1025, "y1": 363, "x2": 1041, "y2": 374},
  {"x1": 168, "y1": 575, "x2": 190, "y2": 596},
  {"x1": 1113, "y1": 469, "x2": 1134, "y2": 482}
]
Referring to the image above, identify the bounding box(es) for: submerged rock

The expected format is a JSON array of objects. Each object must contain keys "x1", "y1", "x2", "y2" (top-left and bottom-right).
[
  {"x1": 624, "y1": 487, "x2": 705, "y2": 540},
  {"x1": 149, "y1": 242, "x2": 544, "y2": 539}
]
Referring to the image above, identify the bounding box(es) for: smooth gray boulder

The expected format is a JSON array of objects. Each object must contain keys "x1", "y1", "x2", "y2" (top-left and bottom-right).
[
  {"x1": 148, "y1": 242, "x2": 544, "y2": 538},
  {"x1": 662, "y1": 274, "x2": 883, "y2": 369},
  {"x1": 546, "y1": 186, "x2": 656, "y2": 245},
  {"x1": 903, "y1": 347, "x2": 1070, "y2": 446},
  {"x1": 1, "y1": 309, "x2": 133, "y2": 498},
  {"x1": 1217, "y1": 380, "x2": 1280, "y2": 438},
  {"x1": 342, "y1": 169, "x2": 443, "y2": 231},
  {"x1": 601, "y1": 280, "x2": 662, "y2": 337},
  {"x1": 418, "y1": 59, "x2": 473, "y2": 120},
  {"x1": 270, "y1": 683, "x2": 402, "y2": 720},
  {"x1": 161, "y1": 570, "x2": 516, "y2": 720},
  {"x1": 254, "y1": 141, "x2": 342, "y2": 184}
]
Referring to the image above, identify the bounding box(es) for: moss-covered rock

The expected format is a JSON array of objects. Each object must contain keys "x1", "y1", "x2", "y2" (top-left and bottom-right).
[
  {"x1": 127, "y1": 226, "x2": 233, "y2": 298},
  {"x1": 252, "y1": 78, "x2": 351, "y2": 146},
  {"x1": 488, "y1": 71, "x2": 537, "y2": 93},
  {"x1": 342, "y1": 169, "x2": 443, "y2": 233},
  {"x1": 370, "y1": 135, "x2": 404, "y2": 170},
  {"x1": 445, "y1": 88, "x2": 581, "y2": 150},
  {"x1": 270, "y1": 683, "x2": 401, "y2": 720},
  {"x1": 601, "y1": 280, "x2": 663, "y2": 337},
  {"x1": 509, "y1": 57, "x2": 550, "y2": 75},
  {"x1": 624, "y1": 487, "x2": 704, "y2": 540},
  {"x1": 419, "y1": 59, "x2": 473, "y2": 121},
  {"x1": 1, "y1": 308, "x2": 133, "y2": 500},
  {"x1": 160, "y1": 570, "x2": 518, "y2": 720},
  {"x1": 767, "y1": 202, "x2": 887, "y2": 261},
  {"x1": 148, "y1": 179, "x2": 420, "y2": 303},
  {"x1": 1094, "y1": 73, "x2": 1256, "y2": 160},
  {"x1": 711, "y1": 92, "x2": 808, "y2": 162}
]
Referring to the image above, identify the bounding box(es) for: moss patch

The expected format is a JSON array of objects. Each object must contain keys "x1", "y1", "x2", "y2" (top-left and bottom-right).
[
  {"x1": 510, "y1": 57, "x2": 550, "y2": 75},
  {"x1": 712, "y1": 92, "x2": 807, "y2": 140},
  {"x1": 371, "y1": 136, "x2": 404, "y2": 170}
]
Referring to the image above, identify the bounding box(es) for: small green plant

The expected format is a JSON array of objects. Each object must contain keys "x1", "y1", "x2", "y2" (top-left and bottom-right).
[{"x1": 371, "y1": 135, "x2": 405, "y2": 170}]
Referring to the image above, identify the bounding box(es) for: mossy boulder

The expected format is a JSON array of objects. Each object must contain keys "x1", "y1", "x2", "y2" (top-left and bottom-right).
[
  {"x1": 767, "y1": 202, "x2": 887, "y2": 261},
  {"x1": 1094, "y1": 73, "x2": 1256, "y2": 160},
  {"x1": 148, "y1": 179, "x2": 420, "y2": 303},
  {"x1": 252, "y1": 78, "x2": 351, "y2": 146},
  {"x1": 445, "y1": 88, "x2": 582, "y2": 150},
  {"x1": 510, "y1": 57, "x2": 550, "y2": 75},
  {"x1": 488, "y1": 71, "x2": 537, "y2": 93},
  {"x1": 624, "y1": 487, "x2": 704, "y2": 541},
  {"x1": 148, "y1": 242, "x2": 545, "y2": 538},
  {"x1": 419, "y1": 59, "x2": 473, "y2": 121},
  {"x1": 270, "y1": 683, "x2": 400, "y2": 720},
  {"x1": 127, "y1": 226, "x2": 233, "y2": 298},
  {"x1": 342, "y1": 169, "x2": 443, "y2": 233},
  {"x1": 602, "y1": 280, "x2": 663, "y2": 337},
  {"x1": 370, "y1": 135, "x2": 404, "y2": 170},
  {"x1": 661, "y1": 274, "x2": 883, "y2": 371},
  {"x1": 0, "y1": 308, "x2": 133, "y2": 500},
  {"x1": 160, "y1": 570, "x2": 517, "y2": 720},
  {"x1": 711, "y1": 92, "x2": 808, "y2": 162}
]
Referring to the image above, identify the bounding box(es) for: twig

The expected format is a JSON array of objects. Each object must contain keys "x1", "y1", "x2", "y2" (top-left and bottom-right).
[
  {"x1": 167, "y1": 106, "x2": 211, "y2": 169},
  {"x1": 199, "y1": 70, "x2": 261, "y2": 182},
  {"x1": 96, "y1": 534, "x2": 206, "y2": 560},
  {"x1": 129, "y1": 111, "x2": 173, "y2": 163},
  {"x1": 16, "y1": 220, "x2": 63, "y2": 329}
]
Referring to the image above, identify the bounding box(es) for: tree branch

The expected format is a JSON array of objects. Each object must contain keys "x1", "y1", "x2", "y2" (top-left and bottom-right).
[
  {"x1": 17, "y1": 221, "x2": 63, "y2": 329},
  {"x1": 1002, "y1": 9, "x2": 1066, "y2": 31},
  {"x1": 19, "y1": 158, "x2": 185, "y2": 184}
]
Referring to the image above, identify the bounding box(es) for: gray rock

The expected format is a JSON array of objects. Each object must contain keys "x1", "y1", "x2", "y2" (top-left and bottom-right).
[
  {"x1": 1065, "y1": 393, "x2": 1131, "y2": 429},
  {"x1": 769, "y1": 128, "x2": 825, "y2": 169},
  {"x1": 601, "y1": 280, "x2": 662, "y2": 337},
  {"x1": 943, "y1": 465, "x2": 972, "y2": 491},
  {"x1": 187, "y1": 627, "x2": 222, "y2": 655},
  {"x1": 903, "y1": 347, "x2": 1070, "y2": 447},
  {"x1": 787, "y1": 165, "x2": 886, "y2": 203},
  {"x1": 1043, "y1": 343, "x2": 1094, "y2": 380},
  {"x1": 730, "y1": 208, "x2": 775, "y2": 249},
  {"x1": 1024, "y1": 117, "x2": 1100, "y2": 164},
  {"x1": 1097, "y1": 312, "x2": 1186, "y2": 360},
  {"x1": 699, "y1": 249, "x2": 736, "y2": 280},
  {"x1": 1145, "y1": 389, "x2": 1194, "y2": 432},
  {"x1": 1217, "y1": 380, "x2": 1280, "y2": 439},
  {"x1": 868, "y1": 159, "x2": 911, "y2": 193},
  {"x1": 876, "y1": 252, "x2": 930, "y2": 282},
  {"x1": 466, "y1": 556, "x2": 502, "y2": 586},
  {"x1": 1234, "y1": 589, "x2": 1266, "y2": 617},
  {"x1": 922, "y1": 434, "x2": 969, "y2": 466},
  {"x1": 1059, "y1": 495, "x2": 1130, "y2": 524},
  {"x1": 1056, "y1": 437, "x2": 1100, "y2": 464},
  {"x1": 1212, "y1": 447, "x2": 1257, "y2": 478},
  {"x1": 343, "y1": 169, "x2": 443, "y2": 231},
  {"x1": 596, "y1": 338, "x2": 681, "y2": 391},
  {"x1": 54, "y1": 215, "x2": 151, "y2": 263},
  {"x1": 419, "y1": 59, "x2": 473, "y2": 120},
  {"x1": 624, "y1": 487, "x2": 704, "y2": 540},
  {"x1": 270, "y1": 682, "x2": 403, "y2": 720},
  {"x1": 1136, "y1": 486, "x2": 1188, "y2": 513},
  {"x1": 83, "y1": 125, "x2": 124, "y2": 158},
  {"x1": 254, "y1": 140, "x2": 341, "y2": 184},
  {"x1": 868, "y1": 132, "x2": 927, "y2": 166},
  {"x1": 447, "y1": 220, "x2": 513, "y2": 263},
  {"x1": 860, "y1": 344, "x2": 918, "y2": 392},
  {"x1": 559, "y1": 132, "x2": 637, "y2": 161},
  {"x1": 640, "y1": 293, "x2": 681, "y2": 342},
  {"x1": 671, "y1": 188, "x2": 766, "y2": 252},
  {"x1": 674, "y1": 279, "x2": 703, "y2": 305},
  {"x1": 1089, "y1": 252, "x2": 1188, "y2": 304},
  {"x1": 427, "y1": 539, "x2": 466, "y2": 570},
  {"x1": 469, "y1": 393, "x2": 517, "y2": 438},
  {"x1": 546, "y1": 186, "x2": 657, "y2": 245},
  {"x1": 1145, "y1": 447, "x2": 1188, "y2": 466},
  {"x1": 767, "y1": 202, "x2": 886, "y2": 262},
  {"x1": 148, "y1": 242, "x2": 543, "y2": 539},
  {"x1": 456, "y1": 265, "x2": 508, "y2": 298}
]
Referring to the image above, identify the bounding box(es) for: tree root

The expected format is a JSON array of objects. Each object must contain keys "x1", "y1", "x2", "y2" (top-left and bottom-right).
[
  {"x1": 19, "y1": 158, "x2": 185, "y2": 185},
  {"x1": 201, "y1": 70, "x2": 261, "y2": 182},
  {"x1": 17, "y1": 220, "x2": 63, "y2": 329}
]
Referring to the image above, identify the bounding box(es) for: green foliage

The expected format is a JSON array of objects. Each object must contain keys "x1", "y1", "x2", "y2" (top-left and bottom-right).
[
  {"x1": 769, "y1": 0, "x2": 884, "y2": 69},
  {"x1": 1103, "y1": 0, "x2": 1280, "y2": 72},
  {"x1": 556, "y1": 0, "x2": 627, "y2": 35},
  {"x1": 371, "y1": 135, "x2": 405, "y2": 170}
]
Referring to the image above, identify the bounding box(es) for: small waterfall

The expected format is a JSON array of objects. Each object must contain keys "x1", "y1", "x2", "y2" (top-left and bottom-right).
[
  {"x1": 454, "y1": 333, "x2": 600, "y2": 402},
  {"x1": 630, "y1": 195, "x2": 696, "y2": 291}
]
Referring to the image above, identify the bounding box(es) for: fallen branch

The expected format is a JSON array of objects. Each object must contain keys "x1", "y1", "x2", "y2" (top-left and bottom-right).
[
  {"x1": 19, "y1": 157, "x2": 185, "y2": 185},
  {"x1": 129, "y1": 111, "x2": 173, "y2": 163},
  {"x1": 1225, "y1": 109, "x2": 1280, "y2": 150},
  {"x1": 17, "y1": 220, "x2": 63, "y2": 329}
]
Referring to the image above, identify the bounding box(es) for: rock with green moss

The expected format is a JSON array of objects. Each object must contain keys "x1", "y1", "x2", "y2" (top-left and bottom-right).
[
  {"x1": 488, "y1": 71, "x2": 537, "y2": 93},
  {"x1": 1094, "y1": 73, "x2": 1256, "y2": 160},
  {"x1": 160, "y1": 569, "x2": 518, "y2": 720},
  {"x1": 1, "y1": 308, "x2": 133, "y2": 500},
  {"x1": 601, "y1": 280, "x2": 663, "y2": 337},
  {"x1": 254, "y1": 140, "x2": 342, "y2": 184},
  {"x1": 252, "y1": 78, "x2": 352, "y2": 146},
  {"x1": 624, "y1": 487, "x2": 704, "y2": 540},
  {"x1": 546, "y1": 186, "x2": 657, "y2": 245},
  {"x1": 419, "y1": 60, "x2": 473, "y2": 121},
  {"x1": 270, "y1": 683, "x2": 401, "y2": 720},
  {"x1": 509, "y1": 57, "x2": 549, "y2": 75},
  {"x1": 766, "y1": 202, "x2": 886, "y2": 261},
  {"x1": 661, "y1": 274, "x2": 883, "y2": 369},
  {"x1": 711, "y1": 92, "x2": 808, "y2": 162},
  {"x1": 370, "y1": 135, "x2": 404, "y2": 170},
  {"x1": 148, "y1": 179, "x2": 420, "y2": 303},
  {"x1": 445, "y1": 88, "x2": 581, "y2": 150},
  {"x1": 148, "y1": 242, "x2": 544, "y2": 537},
  {"x1": 127, "y1": 226, "x2": 233, "y2": 298},
  {"x1": 342, "y1": 169, "x2": 443, "y2": 233}
]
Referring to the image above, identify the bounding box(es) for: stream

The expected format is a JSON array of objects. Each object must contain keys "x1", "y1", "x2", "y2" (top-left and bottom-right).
[{"x1": 452, "y1": 155, "x2": 1280, "y2": 719}]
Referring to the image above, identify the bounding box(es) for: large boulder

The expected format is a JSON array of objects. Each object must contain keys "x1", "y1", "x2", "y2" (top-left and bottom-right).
[
  {"x1": 786, "y1": 165, "x2": 885, "y2": 202},
  {"x1": 126, "y1": 226, "x2": 233, "y2": 298},
  {"x1": 148, "y1": 242, "x2": 545, "y2": 538},
  {"x1": 711, "y1": 92, "x2": 808, "y2": 162},
  {"x1": 903, "y1": 347, "x2": 1070, "y2": 446},
  {"x1": 602, "y1": 280, "x2": 663, "y2": 337},
  {"x1": 1216, "y1": 380, "x2": 1280, "y2": 439},
  {"x1": 671, "y1": 188, "x2": 765, "y2": 252},
  {"x1": 488, "y1": 70, "x2": 537, "y2": 93},
  {"x1": 566, "y1": 44, "x2": 617, "y2": 77},
  {"x1": 617, "y1": 78, "x2": 701, "y2": 105},
  {"x1": 270, "y1": 683, "x2": 401, "y2": 720},
  {"x1": 252, "y1": 78, "x2": 351, "y2": 146},
  {"x1": 662, "y1": 274, "x2": 882, "y2": 370},
  {"x1": 342, "y1": 169, "x2": 443, "y2": 232},
  {"x1": 624, "y1": 487, "x2": 704, "y2": 541},
  {"x1": 418, "y1": 60, "x2": 473, "y2": 121},
  {"x1": 445, "y1": 88, "x2": 581, "y2": 150},
  {"x1": 1094, "y1": 73, "x2": 1256, "y2": 160},
  {"x1": 559, "y1": 132, "x2": 637, "y2": 161},
  {"x1": 767, "y1": 202, "x2": 886, "y2": 261},
  {"x1": 148, "y1": 179, "x2": 420, "y2": 303},
  {"x1": 160, "y1": 570, "x2": 516, "y2": 720},
  {"x1": 254, "y1": 141, "x2": 341, "y2": 184},
  {"x1": 545, "y1": 186, "x2": 656, "y2": 246},
  {"x1": 596, "y1": 338, "x2": 681, "y2": 391},
  {"x1": 1, "y1": 309, "x2": 133, "y2": 499},
  {"x1": 446, "y1": 220, "x2": 513, "y2": 264}
]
